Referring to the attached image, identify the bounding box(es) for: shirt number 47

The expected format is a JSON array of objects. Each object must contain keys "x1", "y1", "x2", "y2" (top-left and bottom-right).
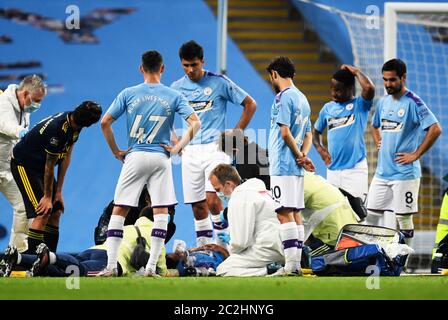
[{"x1": 129, "y1": 115, "x2": 167, "y2": 144}]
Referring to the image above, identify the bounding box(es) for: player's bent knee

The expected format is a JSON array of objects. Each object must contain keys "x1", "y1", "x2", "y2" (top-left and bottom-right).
[
  {"x1": 276, "y1": 210, "x2": 294, "y2": 223},
  {"x1": 112, "y1": 205, "x2": 131, "y2": 217}
]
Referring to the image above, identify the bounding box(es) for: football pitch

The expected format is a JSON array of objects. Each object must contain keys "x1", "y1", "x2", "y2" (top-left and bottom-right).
[{"x1": 1, "y1": 276, "x2": 447, "y2": 300}]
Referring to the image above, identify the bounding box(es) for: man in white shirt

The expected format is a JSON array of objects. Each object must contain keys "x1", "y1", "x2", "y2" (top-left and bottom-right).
[
  {"x1": 208, "y1": 164, "x2": 284, "y2": 276},
  {"x1": 0, "y1": 75, "x2": 46, "y2": 252}
]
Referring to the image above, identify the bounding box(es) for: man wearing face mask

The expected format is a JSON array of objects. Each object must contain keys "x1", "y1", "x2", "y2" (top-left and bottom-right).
[
  {"x1": 209, "y1": 164, "x2": 285, "y2": 276},
  {"x1": 0, "y1": 75, "x2": 46, "y2": 252}
]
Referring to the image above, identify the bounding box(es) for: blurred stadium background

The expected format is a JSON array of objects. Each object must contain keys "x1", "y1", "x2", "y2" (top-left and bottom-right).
[{"x1": 1, "y1": 0, "x2": 447, "y2": 273}]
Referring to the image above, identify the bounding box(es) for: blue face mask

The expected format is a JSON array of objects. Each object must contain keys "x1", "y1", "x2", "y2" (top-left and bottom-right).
[
  {"x1": 24, "y1": 101, "x2": 41, "y2": 113},
  {"x1": 216, "y1": 191, "x2": 230, "y2": 206}
]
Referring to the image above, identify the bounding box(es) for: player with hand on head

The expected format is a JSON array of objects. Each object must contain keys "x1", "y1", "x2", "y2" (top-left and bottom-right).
[{"x1": 313, "y1": 65, "x2": 375, "y2": 201}]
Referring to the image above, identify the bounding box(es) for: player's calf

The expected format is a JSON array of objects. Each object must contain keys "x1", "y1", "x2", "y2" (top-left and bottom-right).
[
  {"x1": 396, "y1": 214, "x2": 414, "y2": 244},
  {"x1": 145, "y1": 212, "x2": 169, "y2": 275}
]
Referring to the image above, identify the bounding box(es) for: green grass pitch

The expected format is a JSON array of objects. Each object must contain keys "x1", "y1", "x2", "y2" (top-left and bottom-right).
[{"x1": 1, "y1": 276, "x2": 447, "y2": 300}]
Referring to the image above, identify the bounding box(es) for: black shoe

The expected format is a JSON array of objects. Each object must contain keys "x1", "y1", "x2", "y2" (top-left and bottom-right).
[
  {"x1": 3, "y1": 245, "x2": 18, "y2": 277},
  {"x1": 31, "y1": 243, "x2": 50, "y2": 276}
]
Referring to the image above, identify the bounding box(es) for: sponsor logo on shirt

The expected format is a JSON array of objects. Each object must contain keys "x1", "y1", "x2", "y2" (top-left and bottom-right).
[
  {"x1": 328, "y1": 114, "x2": 355, "y2": 130},
  {"x1": 39, "y1": 118, "x2": 54, "y2": 135},
  {"x1": 381, "y1": 119, "x2": 403, "y2": 132},
  {"x1": 189, "y1": 100, "x2": 213, "y2": 113}
]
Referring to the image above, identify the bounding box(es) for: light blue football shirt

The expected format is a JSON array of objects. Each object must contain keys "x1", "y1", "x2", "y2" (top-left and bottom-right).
[
  {"x1": 171, "y1": 71, "x2": 248, "y2": 145},
  {"x1": 107, "y1": 82, "x2": 194, "y2": 155},
  {"x1": 314, "y1": 96, "x2": 373, "y2": 170},
  {"x1": 372, "y1": 90, "x2": 438, "y2": 180},
  {"x1": 269, "y1": 86, "x2": 311, "y2": 176}
]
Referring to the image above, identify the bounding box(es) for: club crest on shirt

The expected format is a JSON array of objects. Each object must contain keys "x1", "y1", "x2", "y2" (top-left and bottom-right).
[
  {"x1": 50, "y1": 137, "x2": 59, "y2": 147},
  {"x1": 189, "y1": 100, "x2": 213, "y2": 113},
  {"x1": 345, "y1": 103, "x2": 354, "y2": 111},
  {"x1": 397, "y1": 108, "x2": 405, "y2": 117},
  {"x1": 203, "y1": 87, "x2": 213, "y2": 96}
]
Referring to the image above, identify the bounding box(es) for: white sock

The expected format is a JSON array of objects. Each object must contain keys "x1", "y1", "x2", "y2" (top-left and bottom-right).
[
  {"x1": 366, "y1": 211, "x2": 383, "y2": 226},
  {"x1": 211, "y1": 214, "x2": 229, "y2": 247},
  {"x1": 146, "y1": 214, "x2": 169, "y2": 273},
  {"x1": 397, "y1": 214, "x2": 414, "y2": 241},
  {"x1": 296, "y1": 224, "x2": 305, "y2": 267},
  {"x1": 280, "y1": 222, "x2": 299, "y2": 272},
  {"x1": 106, "y1": 215, "x2": 125, "y2": 270},
  {"x1": 49, "y1": 252, "x2": 57, "y2": 265},
  {"x1": 194, "y1": 217, "x2": 213, "y2": 246}
]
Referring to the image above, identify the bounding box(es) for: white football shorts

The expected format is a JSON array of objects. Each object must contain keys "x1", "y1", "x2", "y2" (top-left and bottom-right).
[
  {"x1": 114, "y1": 151, "x2": 177, "y2": 207},
  {"x1": 181, "y1": 142, "x2": 230, "y2": 204},
  {"x1": 270, "y1": 175, "x2": 305, "y2": 212}
]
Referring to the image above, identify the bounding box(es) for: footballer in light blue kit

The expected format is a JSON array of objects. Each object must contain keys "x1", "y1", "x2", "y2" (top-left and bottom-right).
[
  {"x1": 313, "y1": 65, "x2": 375, "y2": 200},
  {"x1": 108, "y1": 82, "x2": 194, "y2": 156},
  {"x1": 99, "y1": 51, "x2": 200, "y2": 277},
  {"x1": 267, "y1": 56, "x2": 314, "y2": 276},
  {"x1": 171, "y1": 41, "x2": 256, "y2": 248},
  {"x1": 366, "y1": 59, "x2": 441, "y2": 242}
]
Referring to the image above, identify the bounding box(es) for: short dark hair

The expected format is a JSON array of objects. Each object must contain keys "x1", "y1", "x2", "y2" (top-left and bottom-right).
[
  {"x1": 266, "y1": 56, "x2": 295, "y2": 79},
  {"x1": 72, "y1": 101, "x2": 102, "y2": 128},
  {"x1": 332, "y1": 69, "x2": 355, "y2": 87},
  {"x1": 165, "y1": 253, "x2": 180, "y2": 269},
  {"x1": 141, "y1": 50, "x2": 163, "y2": 73},
  {"x1": 382, "y1": 58, "x2": 407, "y2": 78},
  {"x1": 179, "y1": 40, "x2": 204, "y2": 61}
]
